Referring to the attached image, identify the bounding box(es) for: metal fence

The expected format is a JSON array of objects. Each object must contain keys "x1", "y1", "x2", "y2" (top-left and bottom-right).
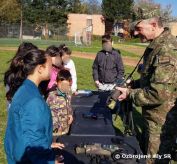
[
  {"x1": 0, "y1": 23, "x2": 96, "y2": 46},
  {"x1": 0, "y1": 23, "x2": 79, "y2": 48}
]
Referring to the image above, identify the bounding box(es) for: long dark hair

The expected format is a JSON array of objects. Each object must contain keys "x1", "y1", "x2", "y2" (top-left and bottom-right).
[
  {"x1": 4, "y1": 49, "x2": 47, "y2": 101},
  {"x1": 16, "y1": 42, "x2": 38, "y2": 55},
  {"x1": 7, "y1": 42, "x2": 38, "y2": 64},
  {"x1": 5, "y1": 42, "x2": 38, "y2": 89}
]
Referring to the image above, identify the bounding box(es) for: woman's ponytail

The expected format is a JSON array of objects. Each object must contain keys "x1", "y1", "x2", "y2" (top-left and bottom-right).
[{"x1": 4, "y1": 49, "x2": 47, "y2": 101}]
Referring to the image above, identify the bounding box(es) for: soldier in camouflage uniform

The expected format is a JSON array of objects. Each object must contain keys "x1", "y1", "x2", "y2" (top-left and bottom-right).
[
  {"x1": 117, "y1": 17, "x2": 177, "y2": 164},
  {"x1": 46, "y1": 69, "x2": 73, "y2": 136}
]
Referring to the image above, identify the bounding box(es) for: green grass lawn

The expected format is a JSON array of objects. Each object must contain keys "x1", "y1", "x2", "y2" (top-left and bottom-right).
[
  {"x1": 0, "y1": 46, "x2": 143, "y2": 163},
  {"x1": 0, "y1": 38, "x2": 141, "y2": 58},
  {"x1": 0, "y1": 51, "x2": 12, "y2": 164}
]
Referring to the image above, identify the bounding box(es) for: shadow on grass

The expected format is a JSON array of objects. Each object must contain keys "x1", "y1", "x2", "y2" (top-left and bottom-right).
[{"x1": 112, "y1": 105, "x2": 146, "y2": 153}]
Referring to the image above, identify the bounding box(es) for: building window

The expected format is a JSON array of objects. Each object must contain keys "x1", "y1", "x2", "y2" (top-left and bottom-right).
[{"x1": 86, "y1": 19, "x2": 92, "y2": 27}]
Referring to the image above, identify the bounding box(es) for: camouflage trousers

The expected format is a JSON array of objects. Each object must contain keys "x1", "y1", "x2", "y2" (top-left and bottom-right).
[
  {"x1": 155, "y1": 106, "x2": 177, "y2": 164},
  {"x1": 141, "y1": 105, "x2": 177, "y2": 164},
  {"x1": 141, "y1": 119, "x2": 161, "y2": 164}
]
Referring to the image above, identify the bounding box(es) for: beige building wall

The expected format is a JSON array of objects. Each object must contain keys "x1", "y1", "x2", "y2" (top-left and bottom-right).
[
  {"x1": 168, "y1": 22, "x2": 177, "y2": 37},
  {"x1": 67, "y1": 13, "x2": 105, "y2": 36}
]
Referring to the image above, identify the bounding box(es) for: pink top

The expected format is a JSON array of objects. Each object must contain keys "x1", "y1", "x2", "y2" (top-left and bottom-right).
[{"x1": 47, "y1": 66, "x2": 59, "y2": 90}]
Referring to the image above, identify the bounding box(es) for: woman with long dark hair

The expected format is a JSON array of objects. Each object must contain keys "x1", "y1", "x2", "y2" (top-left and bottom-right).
[
  {"x1": 4, "y1": 42, "x2": 38, "y2": 109},
  {"x1": 4, "y1": 48, "x2": 63, "y2": 163}
]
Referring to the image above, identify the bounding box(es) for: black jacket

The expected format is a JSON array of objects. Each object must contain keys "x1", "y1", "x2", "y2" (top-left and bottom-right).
[{"x1": 92, "y1": 49, "x2": 124, "y2": 83}]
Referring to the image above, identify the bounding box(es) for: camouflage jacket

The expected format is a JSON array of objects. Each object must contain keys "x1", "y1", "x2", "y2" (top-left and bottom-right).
[
  {"x1": 130, "y1": 28, "x2": 177, "y2": 124},
  {"x1": 46, "y1": 90, "x2": 73, "y2": 136}
]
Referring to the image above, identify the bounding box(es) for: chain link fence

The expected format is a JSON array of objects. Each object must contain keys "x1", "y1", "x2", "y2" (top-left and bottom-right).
[
  {"x1": 0, "y1": 22, "x2": 96, "y2": 47},
  {"x1": 0, "y1": 23, "x2": 76, "y2": 46}
]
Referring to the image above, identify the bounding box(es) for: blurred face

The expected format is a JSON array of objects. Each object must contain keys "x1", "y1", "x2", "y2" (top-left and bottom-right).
[
  {"x1": 102, "y1": 41, "x2": 112, "y2": 52},
  {"x1": 51, "y1": 55, "x2": 62, "y2": 67},
  {"x1": 134, "y1": 21, "x2": 155, "y2": 42},
  {"x1": 61, "y1": 53, "x2": 70, "y2": 64},
  {"x1": 57, "y1": 80, "x2": 71, "y2": 94}
]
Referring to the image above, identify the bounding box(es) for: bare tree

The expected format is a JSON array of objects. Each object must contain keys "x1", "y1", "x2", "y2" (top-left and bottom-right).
[{"x1": 86, "y1": 0, "x2": 102, "y2": 14}]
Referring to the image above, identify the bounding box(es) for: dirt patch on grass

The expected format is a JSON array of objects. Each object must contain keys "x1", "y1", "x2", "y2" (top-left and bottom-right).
[
  {"x1": 0, "y1": 47, "x2": 140, "y2": 66},
  {"x1": 72, "y1": 51, "x2": 139, "y2": 67},
  {"x1": 114, "y1": 44, "x2": 146, "y2": 56},
  {"x1": 0, "y1": 47, "x2": 17, "y2": 51}
]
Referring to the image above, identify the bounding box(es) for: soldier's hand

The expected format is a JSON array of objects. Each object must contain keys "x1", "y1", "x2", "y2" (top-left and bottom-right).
[
  {"x1": 116, "y1": 87, "x2": 130, "y2": 101},
  {"x1": 95, "y1": 80, "x2": 100, "y2": 88}
]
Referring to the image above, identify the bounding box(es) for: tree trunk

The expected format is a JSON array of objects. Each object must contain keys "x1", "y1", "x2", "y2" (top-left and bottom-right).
[
  {"x1": 19, "y1": 4, "x2": 23, "y2": 42},
  {"x1": 44, "y1": 22, "x2": 49, "y2": 40},
  {"x1": 105, "y1": 19, "x2": 114, "y2": 35}
]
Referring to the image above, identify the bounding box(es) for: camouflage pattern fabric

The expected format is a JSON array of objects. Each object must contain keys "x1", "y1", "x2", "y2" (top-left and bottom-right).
[
  {"x1": 46, "y1": 90, "x2": 73, "y2": 136},
  {"x1": 129, "y1": 28, "x2": 177, "y2": 164},
  {"x1": 156, "y1": 103, "x2": 177, "y2": 164}
]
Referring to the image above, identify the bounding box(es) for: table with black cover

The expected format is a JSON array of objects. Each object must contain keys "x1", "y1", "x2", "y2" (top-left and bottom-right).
[{"x1": 55, "y1": 91, "x2": 145, "y2": 164}]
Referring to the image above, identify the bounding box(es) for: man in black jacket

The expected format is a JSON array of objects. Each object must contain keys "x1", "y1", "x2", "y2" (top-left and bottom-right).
[{"x1": 92, "y1": 35, "x2": 124, "y2": 91}]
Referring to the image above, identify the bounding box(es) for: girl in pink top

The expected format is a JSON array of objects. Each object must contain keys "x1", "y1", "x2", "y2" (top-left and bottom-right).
[{"x1": 45, "y1": 46, "x2": 63, "y2": 90}]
